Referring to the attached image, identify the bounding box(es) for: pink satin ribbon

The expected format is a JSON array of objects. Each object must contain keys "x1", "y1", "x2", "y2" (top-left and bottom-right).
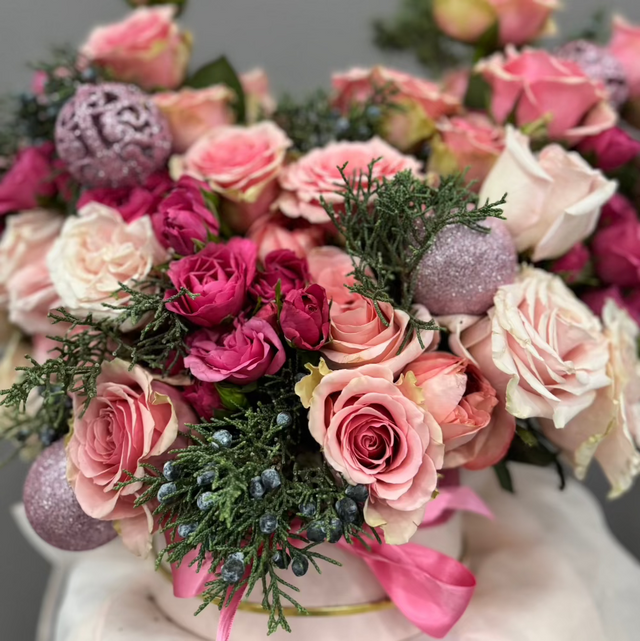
[{"x1": 172, "y1": 485, "x2": 492, "y2": 641}]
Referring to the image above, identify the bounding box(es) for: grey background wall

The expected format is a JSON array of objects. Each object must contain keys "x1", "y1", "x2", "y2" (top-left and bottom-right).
[{"x1": 2, "y1": 0, "x2": 640, "y2": 639}]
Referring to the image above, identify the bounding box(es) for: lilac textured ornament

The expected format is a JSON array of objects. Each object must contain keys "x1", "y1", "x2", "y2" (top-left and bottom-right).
[
  {"x1": 555, "y1": 40, "x2": 629, "y2": 110},
  {"x1": 23, "y1": 440, "x2": 117, "y2": 551},
  {"x1": 55, "y1": 82, "x2": 171, "y2": 188},
  {"x1": 414, "y1": 218, "x2": 517, "y2": 316}
]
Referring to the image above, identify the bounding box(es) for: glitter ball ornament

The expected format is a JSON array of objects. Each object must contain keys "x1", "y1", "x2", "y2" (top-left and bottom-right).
[
  {"x1": 555, "y1": 40, "x2": 629, "y2": 110},
  {"x1": 23, "y1": 440, "x2": 117, "y2": 551},
  {"x1": 55, "y1": 82, "x2": 171, "y2": 188},
  {"x1": 415, "y1": 218, "x2": 517, "y2": 316}
]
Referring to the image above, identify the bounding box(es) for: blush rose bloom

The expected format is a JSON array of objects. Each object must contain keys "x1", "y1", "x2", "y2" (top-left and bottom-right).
[
  {"x1": 332, "y1": 67, "x2": 460, "y2": 150},
  {"x1": 67, "y1": 359, "x2": 196, "y2": 556},
  {"x1": 322, "y1": 296, "x2": 436, "y2": 376},
  {"x1": 542, "y1": 300, "x2": 640, "y2": 498},
  {"x1": 154, "y1": 86, "x2": 236, "y2": 153},
  {"x1": 241, "y1": 69, "x2": 276, "y2": 123},
  {"x1": 404, "y1": 352, "x2": 514, "y2": 470},
  {"x1": 79, "y1": 6, "x2": 191, "y2": 91},
  {"x1": 476, "y1": 47, "x2": 617, "y2": 140},
  {"x1": 298, "y1": 362, "x2": 444, "y2": 544},
  {"x1": 307, "y1": 246, "x2": 360, "y2": 313},
  {"x1": 47, "y1": 202, "x2": 168, "y2": 319},
  {"x1": 609, "y1": 15, "x2": 640, "y2": 100},
  {"x1": 277, "y1": 138, "x2": 422, "y2": 224},
  {"x1": 429, "y1": 114, "x2": 504, "y2": 187},
  {"x1": 479, "y1": 128, "x2": 617, "y2": 262}
]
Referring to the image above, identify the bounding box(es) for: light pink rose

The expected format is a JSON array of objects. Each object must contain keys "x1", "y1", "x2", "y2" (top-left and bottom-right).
[
  {"x1": 277, "y1": 138, "x2": 422, "y2": 224},
  {"x1": 332, "y1": 67, "x2": 460, "y2": 150},
  {"x1": 300, "y1": 363, "x2": 443, "y2": 544},
  {"x1": 79, "y1": 6, "x2": 191, "y2": 91},
  {"x1": 307, "y1": 246, "x2": 360, "y2": 314},
  {"x1": 241, "y1": 69, "x2": 276, "y2": 123},
  {"x1": 542, "y1": 300, "x2": 640, "y2": 498},
  {"x1": 476, "y1": 47, "x2": 617, "y2": 140},
  {"x1": 404, "y1": 352, "x2": 515, "y2": 470},
  {"x1": 609, "y1": 15, "x2": 640, "y2": 99},
  {"x1": 479, "y1": 128, "x2": 617, "y2": 262},
  {"x1": 67, "y1": 359, "x2": 196, "y2": 556},
  {"x1": 171, "y1": 122, "x2": 292, "y2": 232},
  {"x1": 429, "y1": 113, "x2": 504, "y2": 187},
  {"x1": 321, "y1": 296, "x2": 436, "y2": 376},
  {"x1": 154, "y1": 86, "x2": 236, "y2": 153}
]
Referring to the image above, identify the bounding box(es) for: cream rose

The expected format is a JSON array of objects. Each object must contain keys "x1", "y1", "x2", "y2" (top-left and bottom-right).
[
  {"x1": 47, "y1": 203, "x2": 168, "y2": 319},
  {"x1": 479, "y1": 127, "x2": 617, "y2": 262}
]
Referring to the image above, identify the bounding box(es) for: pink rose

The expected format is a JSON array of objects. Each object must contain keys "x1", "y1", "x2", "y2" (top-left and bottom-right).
[
  {"x1": 593, "y1": 219, "x2": 640, "y2": 287},
  {"x1": 171, "y1": 122, "x2": 291, "y2": 233},
  {"x1": 332, "y1": 67, "x2": 460, "y2": 150},
  {"x1": 79, "y1": 6, "x2": 191, "y2": 91},
  {"x1": 250, "y1": 249, "x2": 309, "y2": 302},
  {"x1": 151, "y1": 176, "x2": 219, "y2": 255},
  {"x1": 277, "y1": 138, "x2": 422, "y2": 224},
  {"x1": 322, "y1": 296, "x2": 435, "y2": 376},
  {"x1": 185, "y1": 317, "x2": 285, "y2": 384},
  {"x1": 165, "y1": 238, "x2": 257, "y2": 327},
  {"x1": 577, "y1": 127, "x2": 640, "y2": 172},
  {"x1": 609, "y1": 15, "x2": 640, "y2": 99},
  {"x1": 182, "y1": 381, "x2": 224, "y2": 420},
  {"x1": 78, "y1": 172, "x2": 173, "y2": 223},
  {"x1": 307, "y1": 246, "x2": 360, "y2": 313},
  {"x1": 241, "y1": 69, "x2": 276, "y2": 123},
  {"x1": 599, "y1": 194, "x2": 637, "y2": 228},
  {"x1": 404, "y1": 352, "x2": 514, "y2": 470},
  {"x1": 0, "y1": 144, "x2": 58, "y2": 215},
  {"x1": 248, "y1": 214, "x2": 326, "y2": 263},
  {"x1": 549, "y1": 243, "x2": 590, "y2": 285},
  {"x1": 477, "y1": 47, "x2": 617, "y2": 140},
  {"x1": 280, "y1": 284, "x2": 330, "y2": 350},
  {"x1": 429, "y1": 113, "x2": 504, "y2": 187},
  {"x1": 67, "y1": 359, "x2": 196, "y2": 556},
  {"x1": 300, "y1": 363, "x2": 443, "y2": 544},
  {"x1": 442, "y1": 69, "x2": 471, "y2": 102},
  {"x1": 154, "y1": 86, "x2": 236, "y2": 153}
]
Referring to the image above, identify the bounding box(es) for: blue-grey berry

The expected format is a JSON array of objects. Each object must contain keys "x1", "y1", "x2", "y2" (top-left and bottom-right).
[
  {"x1": 328, "y1": 518, "x2": 343, "y2": 544},
  {"x1": 259, "y1": 514, "x2": 278, "y2": 534},
  {"x1": 306, "y1": 522, "x2": 327, "y2": 543},
  {"x1": 157, "y1": 482, "x2": 177, "y2": 503},
  {"x1": 163, "y1": 461, "x2": 181, "y2": 482},
  {"x1": 292, "y1": 556, "x2": 309, "y2": 577},
  {"x1": 221, "y1": 557, "x2": 244, "y2": 583},
  {"x1": 335, "y1": 497, "x2": 359, "y2": 524},
  {"x1": 40, "y1": 428, "x2": 57, "y2": 447},
  {"x1": 299, "y1": 503, "x2": 316, "y2": 518},
  {"x1": 249, "y1": 477, "x2": 265, "y2": 499},
  {"x1": 366, "y1": 105, "x2": 382, "y2": 120},
  {"x1": 228, "y1": 551, "x2": 245, "y2": 563},
  {"x1": 178, "y1": 523, "x2": 198, "y2": 539},
  {"x1": 276, "y1": 412, "x2": 292, "y2": 428},
  {"x1": 261, "y1": 468, "x2": 281, "y2": 492},
  {"x1": 335, "y1": 117, "x2": 350, "y2": 134},
  {"x1": 211, "y1": 430, "x2": 232, "y2": 448},
  {"x1": 197, "y1": 469, "x2": 217, "y2": 487},
  {"x1": 273, "y1": 550, "x2": 289, "y2": 569},
  {"x1": 197, "y1": 491, "x2": 216, "y2": 511},
  {"x1": 345, "y1": 484, "x2": 369, "y2": 503}
]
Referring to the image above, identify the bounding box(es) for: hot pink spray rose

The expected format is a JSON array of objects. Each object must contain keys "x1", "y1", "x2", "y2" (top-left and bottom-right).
[
  {"x1": 154, "y1": 86, "x2": 236, "y2": 153},
  {"x1": 277, "y1": 138, "x2": 422, "y2": 224},
  {"x1": 185, "y1": 317, "x2": 285, "y2": 384},
  {"x1": 592, "y1": 218, "x2": 640, "y2": 288},
  {"x1": 280, "y1": 284, "x2": 330, "y2": 351},
  {"x1": 67, "y1": 359, "x2": 196, "y2": 556},
  {"x1": 249, "y1": 249, "x2": 309, "y2": 302},
  {"x1": 307, "y1": 246, "x2": 360, "y2": 314},
  {"x1": 476, "y1": 47, "x2": 616, "y2": 140},
  {"x1": 182, "y1": 381, "x2": 224, "y2": 420},
  {"x1": 151, "y1": 176, "x2": 219, "y2": 255},
  {"x1": 79, "y1": 6, "x2": 191, "y2": 91},
  {"x1": 577, "y1": 127, "x2": 640, "y2": 172},
  {"x1": 298, "y1": 362, "x2": 444, "y2": 544},
  {"x1": 549, "y1": 243, "x2": 591, "y2": 285},
  {"x1": 165, "y1": 238, "x2": 257, "y2": 327},
  {"x1": 599, "y1": 193, "x2": 637, "y2": 228}
]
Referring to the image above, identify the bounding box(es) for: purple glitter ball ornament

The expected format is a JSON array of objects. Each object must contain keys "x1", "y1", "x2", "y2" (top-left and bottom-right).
[
  {"x1": 23, "y1": 440, "x2": 117, "y2": 551},
  {"x1": 55, "y1": 82, "x2": 172, "y2": 188},
  {"x1": 555, "y1": 40, "x2": 629, "y2": 110},
  {"x1": 414, "y1": 218, "x2": 517, "y2": 316}
]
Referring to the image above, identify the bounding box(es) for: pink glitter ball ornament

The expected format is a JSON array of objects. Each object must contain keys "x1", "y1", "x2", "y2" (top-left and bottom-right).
[{"x1": 55, "y1": 82, "x2": 172, "y2": 188}]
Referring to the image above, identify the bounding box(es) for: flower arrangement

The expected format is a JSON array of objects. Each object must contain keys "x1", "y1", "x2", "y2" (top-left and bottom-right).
[{"x1": 1, "y1": 0, "x2": 640, "y2": 639}]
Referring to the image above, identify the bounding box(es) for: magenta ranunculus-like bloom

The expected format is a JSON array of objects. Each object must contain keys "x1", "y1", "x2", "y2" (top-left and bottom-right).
[
  {"x1": 599, "y1": 194, "x2": 638, "y2": 228},
  {"x1": 280, "y1": 284, "x2": 330, "y2": 351},
  {"x1": 577, "y1": 127, "x2": 640, "y2": 172},
  {"x1": 550, "y1": 243, "x2": 591, "y2": 285},
  {"x1": 185, "y1": 317, "x2": 285, "y2": 384},
  {"x1": 182, "y1": 380, "x2": 224, "y2": 420},
  {"x1": 152, "y1": 176, "x2": 219, "y2": 255},
  {"x1": 250, "y1": 249, "x2": 309, "y2": 302},
  {"x1": 593, "y1": 219, "x2": 640, "y2": 288},
  {"x1": 165, "y1": 238, "x2": 257, "y2": 327}
]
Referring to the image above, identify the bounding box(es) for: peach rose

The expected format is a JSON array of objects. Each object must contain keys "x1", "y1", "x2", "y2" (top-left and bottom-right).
[
  {"x1": 332, "y1": 67, "x2": 460, "y2": 150},
  {"x1": 79, "y1": 6, "x2": 191, "y2": 91},
  {"x1": 476, "y1": 47, "x2": 617, "y2": 140},
  {"x1": 298, "y1": 362, "x2": 443, "y2": 544},
  {"x1": 429, "y1": 113, "x2": 504, "y2": 187},
  {"x1": 154, "y1": 86, "x2": 236, "y2": 153},
  {"x1": 404, "y1": 352, "x2": 516, "y2": 470},
  {"x1": 277, "y1": 137, "x2": 422, "y2": 224},
  {"x1": 609, "y1": 15, "x2": 640, "y2": 99},
  {"x1": 67, "y1": 359, "x2": 196, "y2": 556},
  {"x1": 321, "y1": 296, "x2": 436, "y2": 376},
  {"x1": 307, "y1": 246, "x2": 360, "y2": 314},
  {"x1": 47, "y1": 202, "x2": 168, "y2": 319},
  {"x1": 241, "y1": 69, "x2": 276, "y2": 123},
  {"x1": 541, "y1": 300, "x2": 640, "y2": 498},
  {"x1": 479, "y1": 127, "x2": 617, "y2": 262}
]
